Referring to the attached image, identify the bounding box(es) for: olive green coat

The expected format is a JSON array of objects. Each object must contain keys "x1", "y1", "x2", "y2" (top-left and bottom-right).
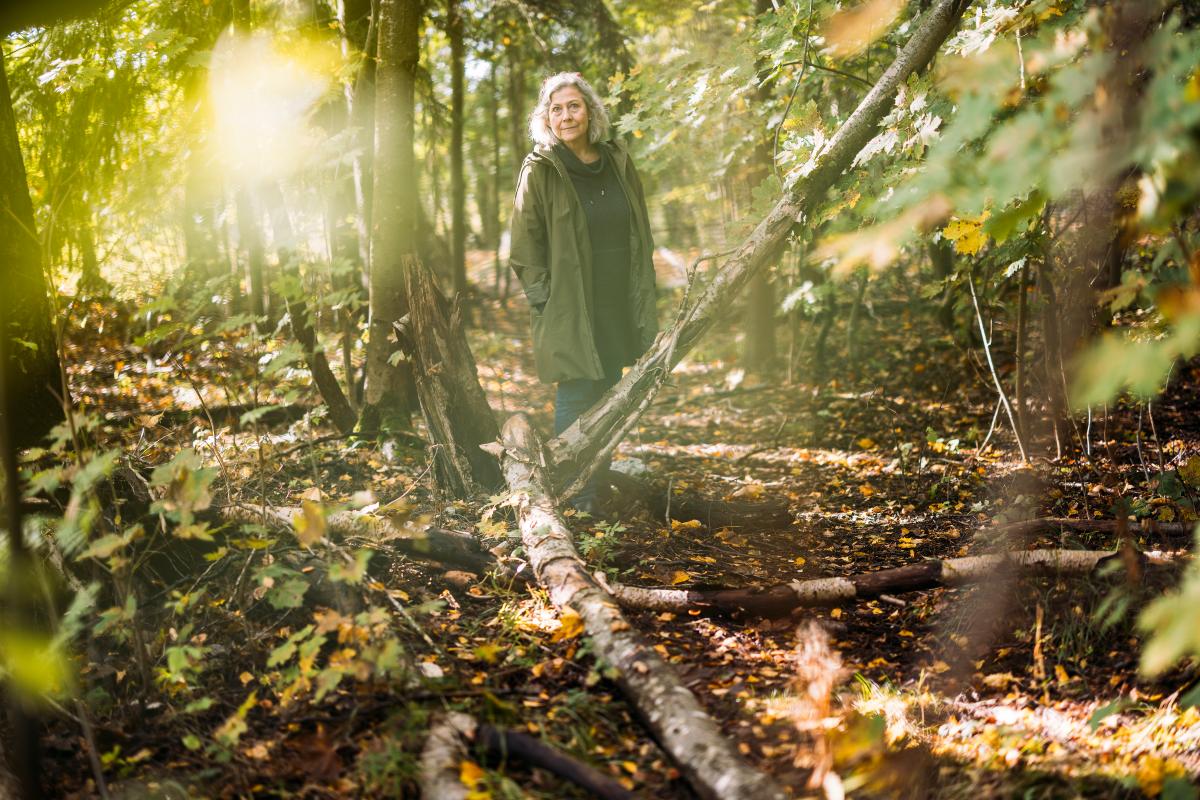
[{"x1": 509, "y1": 140, "x2": 658, "y2": 383}]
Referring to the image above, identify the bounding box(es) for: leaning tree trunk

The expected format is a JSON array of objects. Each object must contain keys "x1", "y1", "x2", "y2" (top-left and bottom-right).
[
  {"x1": 741, "y1": 0, "x2": 781, "y2": 373},
  {"x1": 547, "y1": 0, "x2": 972, "y2": 500},
  {"x1": 500, "y1": 414, "x2": 787, "y2": 800},
  {"x1": 0, "y1": 48, "x2": 63, "y2": 450}
]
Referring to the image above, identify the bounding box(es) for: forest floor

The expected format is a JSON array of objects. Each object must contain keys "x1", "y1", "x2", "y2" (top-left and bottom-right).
[{"x1": 32, "y1": 263, "x2": 1200, "y2": 799}]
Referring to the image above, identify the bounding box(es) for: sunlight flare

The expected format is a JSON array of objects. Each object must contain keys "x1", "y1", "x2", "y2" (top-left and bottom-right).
[{"x1": 207, "y1": 29, "x2": 344, "y2": 184}]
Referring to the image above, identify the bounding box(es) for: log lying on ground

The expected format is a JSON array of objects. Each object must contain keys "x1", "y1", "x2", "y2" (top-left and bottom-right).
[
  {"x1": 398, "y1": 257, "x2": 503, "y2": 497},
  {"x1": 419, "y1": 711, "x2": 636, "y2": 800},
  {"x1": 219, "y1": 505, "x2": 529, "y2": 583},
  {"x1": 420, "y1": 712, "x2": 474, "y2": 800},
  {"x1": 500, "y1": 413, "x2": 787, "y2": 800},
  {"x1": 986, "y1": 518, "x2": 1194, "y2": 541},
  {"x1": 608, "y1": 470, "x2": 793, "y2": 529},
  {"x1": 546, "y1": 0, "x2": 972, "y2": 501},
  {"x1": 604, "y1": 549, "x2": 1179, "y2": 617},
  {"x1": 473, "y1": 723, "x2": 636, "y2": 800},
  {"x1": 105, "y1": 402, "x2": 312, "y2": 430}
]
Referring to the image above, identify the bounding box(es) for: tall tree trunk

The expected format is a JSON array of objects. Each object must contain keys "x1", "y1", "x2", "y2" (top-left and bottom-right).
[
  {"x1": 742, "y1": 0, "x2": 779, "y2": 373},
  {"x1": 232, "y1": 0, "x2": 274, "y2": 325},
  {"x1": 1052, "y1": 2, "x2": 1154, "y2": 417},
  {"x1": 350, "y1": 0, "x2": 378, "y2": 275},
  {"x1": 182, "y1": 68, "x2": 221, "y2": 298},
  {"x1": 328, "y1": 0, "x2": 374, "y2": 406},
  {"x1": 0, "y1": 49, "x2": 63, "y2": 450},
  {"x1": 362, "y1": 0, "x2": 419, "y2": 427},
  {"x1": 490, "y1": 61, "x2": 506, "y2": 299},
  {"x1": 506, "y1": 45, "x2": 526, "y2": 178},
  {"x1": 448, "y1": 0, "x2": 468, "y2": 308},
  {"x1": 236, "y1": 188, "x2": 268, "y2": 321},
  {"x1": 77, "y1": 218, "x2": 109, "y2": 297}
]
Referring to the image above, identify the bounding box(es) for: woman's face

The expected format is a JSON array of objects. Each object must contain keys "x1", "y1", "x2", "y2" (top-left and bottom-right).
[{"x1": 548, "y1": 85, "x2": 589, "y2": 146}]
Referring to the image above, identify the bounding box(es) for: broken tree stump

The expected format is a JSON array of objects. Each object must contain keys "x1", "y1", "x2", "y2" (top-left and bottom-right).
[
  {"x1": 499, "y1": 413, "x2": 787, "y2": 800},
  {"x1": 398, "y1": 256, "x2": 502, "y2": 497}
]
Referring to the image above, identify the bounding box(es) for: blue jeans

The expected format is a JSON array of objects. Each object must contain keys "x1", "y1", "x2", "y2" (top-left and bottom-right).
[{"x1": 554, "y1": 368, "x2": 622, "y2": 506}]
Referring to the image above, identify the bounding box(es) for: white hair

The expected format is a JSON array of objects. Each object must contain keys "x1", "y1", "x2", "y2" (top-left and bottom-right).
[{"x1": 528, "y1": 72, "x2": 611, "y2": 148}]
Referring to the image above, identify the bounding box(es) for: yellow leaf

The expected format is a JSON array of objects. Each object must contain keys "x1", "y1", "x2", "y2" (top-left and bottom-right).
[
  {"x1": 459, "y1": 759, "x2": 485, "y2": 787},
  {"x1": 670, "y1": 570, "x2": 691, "y2": 585},
  {"x1": 941, "y1": 212, "x2": 990, "y2": 256},
  {"x1": 830, "y1": 608, "x2": 842, "y2": 619},
  {"x1": 1054, "y1": 664, "x2": 1069, "y2": 683},
  {"x1": 239, "y1": 671, "x2": 254, "y2": 686},
  {"x1": 930, "y1": 660, "x2": 951, "y2": 674},
  {"x1": 982, "y1": 672, "x2": 1015, "y2": 688},
  {"x1": 621, "y1": 761, "x2": 638, "y2": 774},
  {"x1": 293, "y1": 500, "x2": 326, "y2": 547},
  {"x1": 551, "y1": 610, "x2": 584, "y2": 642},
  {"x1": 857, "y1": 438, "x2": 876, "y2": 449},
  {"x1": 793, "y1": 556, "x2": 807, "y2": 566},
  {"x1": 474, "y1": 643, "x2": 503, "y2": 664}
]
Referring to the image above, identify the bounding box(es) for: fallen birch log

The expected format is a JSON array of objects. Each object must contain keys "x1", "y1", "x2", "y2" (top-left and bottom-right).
[
  {"x1": 546, "y1": 0, "x2": 972, "y2": 501},
  {"x1": 419, "y1": 712, "x2": 475, "y2": 800},
  {"x1": 604, "y1": 549, "x2": 1179, "y2": 616},
  {"x1": 500, "y1": 413, "x2": 787, "y2": 800}
]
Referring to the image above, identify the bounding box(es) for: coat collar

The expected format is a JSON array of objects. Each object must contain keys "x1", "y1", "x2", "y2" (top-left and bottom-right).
[{"x1": 530, "y1": 139, "x2": 629, "y2": 177}]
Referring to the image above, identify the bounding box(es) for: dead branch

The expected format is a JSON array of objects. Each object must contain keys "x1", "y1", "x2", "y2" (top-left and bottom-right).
[
  {"x1": 604, "y1": 549, "x2": 1180, "y2": 617},
  {"x1": 473, "y1": 723, "x2": 636, "y2": 800},
  {"x1": 500, "y1": 413, "x2": 787, "y2": 800}
]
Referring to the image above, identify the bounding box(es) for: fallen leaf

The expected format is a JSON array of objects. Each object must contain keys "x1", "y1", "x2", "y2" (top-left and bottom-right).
[
  {"x1": 459, "y1": 759, "x2": 485, "y2": 787},
  {"x1": 293, "y1": 500, "x2": 326, "y2": 547},
  {"x1": 551, "y1": 610, "x2": 584, "y2": 642}
]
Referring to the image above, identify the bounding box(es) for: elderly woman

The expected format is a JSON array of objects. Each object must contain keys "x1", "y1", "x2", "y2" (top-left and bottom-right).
[{"x1": 510, "y1": 72, "x2": 658, "y2": 514}]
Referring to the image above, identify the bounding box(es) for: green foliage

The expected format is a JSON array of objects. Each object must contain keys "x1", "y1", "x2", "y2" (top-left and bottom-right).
[
  {"x1": 1073, "y1": 317, "x2": 1200, "y2": 408},
  {"x1": 1138, "y1": 527, "x2": 1200, "y2": 677},
  {"x1": 150, "y1": 447, "x2": 216, "y2": 533}
]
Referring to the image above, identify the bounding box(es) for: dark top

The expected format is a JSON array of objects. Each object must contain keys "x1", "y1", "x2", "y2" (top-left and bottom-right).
[{"x1": 555, "y1": 144, "x2": 634, "y2": 376}]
